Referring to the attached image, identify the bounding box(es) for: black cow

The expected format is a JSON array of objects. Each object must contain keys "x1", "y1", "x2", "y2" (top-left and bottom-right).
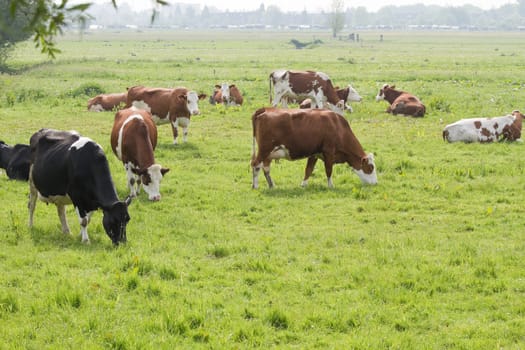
[
  {"x1": 0, "y1": 141, "x2": 30, "y2": 181},
  {"x1": 28, "y1": 129, "x2": 131, "y2": 245}
]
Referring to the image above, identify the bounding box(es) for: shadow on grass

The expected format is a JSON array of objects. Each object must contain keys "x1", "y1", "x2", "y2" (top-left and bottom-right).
[
  {"x1": 28, "y1": 225, "x2": 127, "y2": 252},
  {"x1": 258, "y1": 183, "x2": 366, "y2": 199}
]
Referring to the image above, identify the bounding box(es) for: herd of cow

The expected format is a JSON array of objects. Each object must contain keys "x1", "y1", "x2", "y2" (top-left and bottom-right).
[{"x1": 1, "y1": 69, "x2": 523, "y2": 245}]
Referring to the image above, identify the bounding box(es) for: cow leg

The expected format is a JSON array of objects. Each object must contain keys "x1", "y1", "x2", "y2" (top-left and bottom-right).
[
  {"x1": 182, "y1": 127, "x2": 189, "y2": 143},
  {"x1": 323, "y1": 156, "x2": 335, "y2": 188},
  {"x1": 170, "y1": 121, "x2": 179, "y2": 145},
  {"x1": 56, "y1": 204, "x2": 70, "y2": 234},
  {"x1": 252, "y1": 161, "x2": 262, "y2": 189},
  {"x1": 125, "y1": 163, "x2": 138, "y2": 197},
  {"x1": 251, "y1": 158, "x2": 274, "y2": 189},
  {"x1": 76, "y1": 208, "x2": 93, "y2": 243},
  {"x1": 301, "y1": 157, "x2": 318, "y2": 187},
  {"x1": 28, "y1": 177, "x2": 37, "y2": 228},
  {"x1": 172, "y1": 117, "x2": 190, "y2": 144},
  {"x1": 263, "y1": 160, "x2": 274, "y2": 188}
]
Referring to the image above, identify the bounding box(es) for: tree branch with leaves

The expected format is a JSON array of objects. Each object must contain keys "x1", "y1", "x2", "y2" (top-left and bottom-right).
[{"x1": 4, "y1": 0, "x2": 167, "y2": 59}]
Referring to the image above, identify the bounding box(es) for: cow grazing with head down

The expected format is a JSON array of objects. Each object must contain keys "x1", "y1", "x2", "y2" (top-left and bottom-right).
[
  {"x1": 211, "y1": 83, "x2": 244, "y2": 106},
  {"x1": 87, "y1": 92, "x2": 127, "y2": 112},
  {"x1": 111, "y1": 107, "x2": 169, "y2": 201},
  {"x1": 376, "y1": 84, "x2": 426, "y2": 117},
  {"x1": 251, "y1": 107, "x2": 377, "y2": 189},
  {"x1": 28, "y1": 129, "x2": 131, "y2": 245},
  {"x1": 270, "y1": 70, "x2": 360, "y2": 114},
  {"x1": 443, "y1": 110, "x2": 524, "y2": 143},
  {"x1": 126, "y1": 85, "x2": 206, "y2": 144},
  {"x1": 0, "y1": 141, "x2": 30, "y2": 181}
]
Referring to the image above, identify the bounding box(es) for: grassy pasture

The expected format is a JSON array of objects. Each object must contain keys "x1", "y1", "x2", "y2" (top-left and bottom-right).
[{"x1": 0, "y1": 29, "x2": 524, "y2": 349}]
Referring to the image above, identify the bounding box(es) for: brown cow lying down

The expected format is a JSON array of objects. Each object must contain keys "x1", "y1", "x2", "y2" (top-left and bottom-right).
[
  {"x1": 299, "y1": 85, "x2": 362, "y2": 112},
  {"x1": 210, "y1": 83, "x2": 244, "y2": 106},
  {"x1": 251, "y1": 107, "x2": 377, "y2": 189},
  {"x1": 443, "y1": 110, "x2": 524, "y2": 143},
  {"x1": 375, "y1": 84, "x2": 425, "y2": 117},
  {"x1": 87, "y1": 92, "x2": 127, "y2": 112}
]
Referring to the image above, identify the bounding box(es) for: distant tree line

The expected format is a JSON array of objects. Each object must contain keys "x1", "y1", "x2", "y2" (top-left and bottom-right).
[
  {"x1": 2, "y1": 0, "x2": 525, "y2": 72},
  {"x1": 84, "y1": 2, "x2": 525, "y2": 31}
]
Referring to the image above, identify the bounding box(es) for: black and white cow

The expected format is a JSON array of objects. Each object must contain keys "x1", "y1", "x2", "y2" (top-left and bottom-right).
[
  {"x1": 28, "y1": 129, "x2": 132, "y2": 245},
  {"x1": 0, "y1": 141, "x2": 30, "y2": 181}
]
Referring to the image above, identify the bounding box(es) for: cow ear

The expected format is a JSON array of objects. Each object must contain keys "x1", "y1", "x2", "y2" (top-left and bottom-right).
[
  {"x1": 179, "y1": 94, "x2": 187, "y2": 101},
  {"x1": 161, "y1": 168, "x2": 170, "y2": 176},
  {"x1": 391, "y1": 85, "x2": 396, "y2": 89},
  {"x1": 229, "y1": 84, "x2": 236, "y2": 88},
  {"x1": 215, "y1": 84, "x2": 221, "y2": 89},
  {"x1": 198, "y1": 94, "x2": 207, "y2": 100}
]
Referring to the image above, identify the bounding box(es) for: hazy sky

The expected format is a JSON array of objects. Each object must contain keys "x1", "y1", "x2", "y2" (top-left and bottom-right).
[{"x1": 105, "y1": 0, "x2": 517, "y2": 12}]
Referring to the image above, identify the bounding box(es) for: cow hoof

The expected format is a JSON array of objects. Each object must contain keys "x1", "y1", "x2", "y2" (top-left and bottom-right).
[{"x1": 81, "y1": 239, "x2": 91, "y2": 245}]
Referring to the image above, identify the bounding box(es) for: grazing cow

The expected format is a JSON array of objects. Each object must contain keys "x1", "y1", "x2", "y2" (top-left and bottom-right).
[
  {"x1": 443, "y1": 110, "x2": 524, "y2": 143},
  {"x1": 87, "y1": 92, "x2": 127, "y2": 112},
  {"x1": 210, "y1": 83, "x2": 244, "y2": 106},
  {"x1": 251, "y1": 108, "x2": 377, "y2": 189},
  {"x1": 28, "y1": 129, "x2": 131, "y2": 245},
  {"x1": 0, "y1": 141, "x2": 30, "y2": 181},
  {"x1": 270, "y1": 70, "x2": 352, "y2": 115},
  {"x1": 111, "y1": 107, "x2": 169, "y2": 201},
  {"x1": 375, "y1": 84, "x2": 426, "y2": 117},
  {"x1": 299, "y1": 85, "x2": 362, "y2": 112},
  {"x1": 126, "y1": 85, "x2": 205, "y2": 144}
]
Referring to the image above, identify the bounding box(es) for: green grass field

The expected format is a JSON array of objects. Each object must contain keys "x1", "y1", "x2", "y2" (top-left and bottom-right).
[{"x1": 0, "y1": 29, "x2": 524, "y2": 349}]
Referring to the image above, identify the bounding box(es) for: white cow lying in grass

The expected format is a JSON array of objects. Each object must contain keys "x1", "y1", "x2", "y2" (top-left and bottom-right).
[{"x1": 443, "y1": 110, "x2": 524, "y2": 143}]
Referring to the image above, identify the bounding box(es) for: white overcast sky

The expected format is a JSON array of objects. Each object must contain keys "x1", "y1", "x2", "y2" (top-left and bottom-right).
[{"x1": 88, "y1": 0, "x2": 517, "y2": 13}]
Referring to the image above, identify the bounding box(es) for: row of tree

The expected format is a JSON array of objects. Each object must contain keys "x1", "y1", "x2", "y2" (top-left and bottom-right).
[
  {"x1": 2, "y1": 0, "x2": 525, "y2": 72},
  {"x1": 83, "y1": 2, "x2": 525, "y2": 31}
]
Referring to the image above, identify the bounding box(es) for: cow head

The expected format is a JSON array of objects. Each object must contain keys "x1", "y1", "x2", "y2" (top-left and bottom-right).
[
  {"x1": 102, "y1": 196, "x2": 132, "y2": 245},
  {"x1": 352, "y1": 153, "x2": 378, "y2": 185},
  {"x1": 375, "y1": 84, "x2": 393, "y2": 101},
  {"x1": 343, "y1": 85, "x2": 362, "y2": 104},
  {"x1": 132, "y1": 164, "x2": 169, "y2": 201},
  {"x1": 507, "y1": 110, "x2": 524, "y2": 141},
  {"x1": 0, "y1": 141, "x2": 12, "y2": 169},
  {"x1": 185, "y1": 91, "x2": 201, "y2": 116},
  {"x1": 220, "y1": 83, "x2": 231, "y2": 104}
]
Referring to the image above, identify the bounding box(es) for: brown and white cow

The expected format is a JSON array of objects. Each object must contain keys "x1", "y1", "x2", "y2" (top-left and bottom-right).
[
  {"x1": 111, "y1": 107, "x2": 169, "y2": 201},
  {"x1": 443, "y1": 110, "x2": 524, "y2": 143},
  {"x1": 251, "y1": 107, "x2": 377, "y2": 189},
  {"x1": 211, "y1": 83, "x2": 244, "y2": 106},
  {"x1": 299, "y1": 85, "x2": 362, "y2": 112},
  {"x1": 87, "y1": 92, "x2": 127, "y2": 112},
  {"x1": 126, "y1": 86, "x2": 205, "y2": 144},
  {"x1": 270, "y1": 70, "x2": 359, "y2": 115},
  {"x1": 375, "y1": 84, "x2": 426, "y2": 117}
]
